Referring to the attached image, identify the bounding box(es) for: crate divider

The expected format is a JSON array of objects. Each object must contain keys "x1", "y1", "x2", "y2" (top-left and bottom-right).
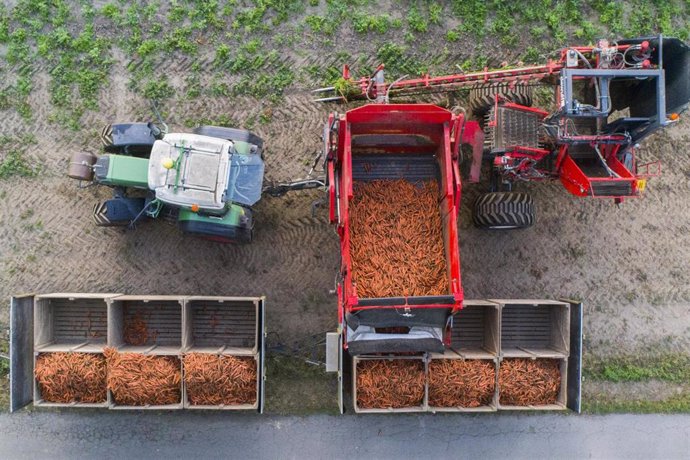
[
  {"x1": 352, "y1": 354, "x2": 428, "y2": 414},
  {"x1": 34, "y1": 293, "x2": 117, "y2": 353},
  {"x1": 497, "y1": 357, "x2": 568, "y2": 411},
  {"x1": 427, "y1": 350, "x2": 498, "y2": 413},
  {"x1": 494, "y1": 300, "x2": 570, "y2": 358},
  {"x1": 450, "y1": 300, "x2": 500, "y2": 360},
  {"x1": 108, "y1": 295, "x2": 184, "y2": 355},
  {"x1": 33, "y1": 350, "x2": 109, "y2": 408},
  {"x1": 184, "y1": 346, "x2": 256, "y2": 356}
]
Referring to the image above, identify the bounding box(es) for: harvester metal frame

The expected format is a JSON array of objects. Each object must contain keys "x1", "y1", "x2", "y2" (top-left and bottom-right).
[
  {"x1": 321, "y1": 35, "x2": 690, "y2": 412},
  {"x1": 316, "y1": 35, "x2": 689, "y2": 205}
]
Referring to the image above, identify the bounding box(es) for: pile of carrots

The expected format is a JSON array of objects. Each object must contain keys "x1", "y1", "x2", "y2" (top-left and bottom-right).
[
  {"x1": 34, "y1": 352, "x2": 107, "y2": 404},
  {"x1": 428, "y1": 359, "x2": 495, "y2": 408},
  {"x1": 104, "y1": 348, "x2": 181, "y2": 406},
  {"x1": 498, "y1": 358, "x2": 561, "y2": 406},
  {"x1": 349, "y1": 179, "x2": 448, "y2": 298},
  {"x1": 184, "y1": 354, "x2": 257, "y2": 406},
  {"x1": 356, "y1": 359, "x2": 425, "y2": 409}
]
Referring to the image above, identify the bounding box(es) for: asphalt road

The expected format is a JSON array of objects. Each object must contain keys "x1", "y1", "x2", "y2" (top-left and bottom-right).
[{"x1": 1, "y1": 411, "x2": 688, "y2": 459}]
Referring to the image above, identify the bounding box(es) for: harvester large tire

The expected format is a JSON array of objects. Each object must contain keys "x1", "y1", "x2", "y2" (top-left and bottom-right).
[
  {"x1": 473, "y1": 192, "x2": 535, "y2": 229},
  {"x1": 469, "y1": 85, "x2": 533, "y2": 126}
]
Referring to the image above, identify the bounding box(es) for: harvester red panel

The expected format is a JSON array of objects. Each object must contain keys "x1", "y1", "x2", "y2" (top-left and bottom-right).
[{"x1": 330, "y1": 104, "x2": 466, "y2": 330}]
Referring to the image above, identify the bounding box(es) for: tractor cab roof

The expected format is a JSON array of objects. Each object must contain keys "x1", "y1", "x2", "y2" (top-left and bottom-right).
[{"x1": 148, "y1": 133, "x2": 264, "y2": 211}]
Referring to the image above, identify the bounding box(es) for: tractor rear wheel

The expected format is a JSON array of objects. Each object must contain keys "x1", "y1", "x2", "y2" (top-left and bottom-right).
[
  {"x1": 468, "y1": 84, "x2": 533, "y2": 126},
  {"x1": 473, "y1": 192, "x2": 535, "y2": 229}
]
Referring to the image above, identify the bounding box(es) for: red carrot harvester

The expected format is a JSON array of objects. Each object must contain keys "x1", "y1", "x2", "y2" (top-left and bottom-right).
[{"x1": 320, "y1": 36, "x2": 689, "y2": 413}]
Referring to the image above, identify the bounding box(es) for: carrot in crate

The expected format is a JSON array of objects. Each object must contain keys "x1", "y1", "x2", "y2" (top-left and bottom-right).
[
  {"x1": 349, "y1": 179, "x2": 447, "y2": 298},
  {"x1": 104, "y1": 347, "x2": 181, "y2": 406},
  {"x1": 428, "y1": 359, "x2": 495, "y2": 408},
  {"x1": 498, "y1": 358, "x2": 561, "y2": 406},
  {"x1": 184, "y1": 354, "x2": 257, "y2": 406},
  {"x1": 356, "y1": 359, "x2": 425, "y2": 409},
  {"x1": 34, "y1": 352, "x2": 107, "y2": 404},
  {"x1": 123, "y1": 311, "x2": 148, "y2": 346}
]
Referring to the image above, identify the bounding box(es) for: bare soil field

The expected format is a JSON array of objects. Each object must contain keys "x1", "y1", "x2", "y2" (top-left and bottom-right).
[{"x1": 0, "y1": 1, "x2": 689, "y2": 412}]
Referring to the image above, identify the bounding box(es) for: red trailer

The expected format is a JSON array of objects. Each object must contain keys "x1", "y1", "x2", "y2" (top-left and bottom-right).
[{"x1": 326, "y1": 104, "x2": 480, "y2": 354}]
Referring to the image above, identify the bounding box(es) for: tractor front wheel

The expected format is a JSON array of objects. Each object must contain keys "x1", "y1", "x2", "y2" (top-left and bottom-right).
[{"x1": 473, "y1": 192, "x2": 535, "y2": 229}]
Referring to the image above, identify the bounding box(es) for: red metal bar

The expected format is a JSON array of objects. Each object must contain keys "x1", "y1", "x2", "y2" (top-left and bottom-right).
[
  {"x1": 503, "y1": 146, "x2": 552, "y2": 159},
  {"x1": 637, "y1": 161, "x2": 662, "y2": 177},
  {"x1": 356, "y1": 63, "x2": 564, "y2": 99},
  {"x1": 350, "y1": 303, "x2": 456, "y2": 312},
  {"x1": 328, "y1": 161, "x2": 336, "y2": 223},
  {"x1": 501, "y1": 102, "x2": 550, "y2": 117}
]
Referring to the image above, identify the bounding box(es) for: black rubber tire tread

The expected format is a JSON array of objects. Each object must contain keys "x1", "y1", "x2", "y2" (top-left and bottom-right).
[
  {"x1": 468, "y1": 86, "x2": 534, "y2": 124},
  {"x1": 100, "y1": 124, "x2": 114, "y2": 149},
  {"x1": 193, "y1": 125, "x2": 263, "y2": 149},
  {"x1": 473, "y1": 192, "x2": 535, "y2": 229},
  {"x1": 92, "y1": 201, "x2": 127, "y2": 227}
]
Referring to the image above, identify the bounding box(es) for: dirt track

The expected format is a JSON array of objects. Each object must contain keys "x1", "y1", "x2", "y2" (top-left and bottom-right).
[
  {"x1": 1, "y1": 3, "x2": 689, "y2": 410},
  {"x1": 1, "y1": 71, "x2": 688, "y2": 357}
]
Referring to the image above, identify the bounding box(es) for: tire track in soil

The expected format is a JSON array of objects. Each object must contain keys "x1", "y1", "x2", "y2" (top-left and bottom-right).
[
  {"x1": 1, "y1": 180, "x2": 339, "y2": 337},
  {"x1": 1, "y1": 52, "x2": 689, "y2": 355},
  {"x1": 459, "y1": 120, "x2": 690, "y2": 354}
]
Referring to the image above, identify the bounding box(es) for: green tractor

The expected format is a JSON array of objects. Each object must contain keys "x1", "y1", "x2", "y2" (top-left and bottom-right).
[{"x1": 68, "y1": 123, "x2": 265, "y2": 243}]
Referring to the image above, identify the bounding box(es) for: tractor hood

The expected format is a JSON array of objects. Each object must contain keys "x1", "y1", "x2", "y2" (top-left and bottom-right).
[{"x1": 148, "y1": 133, "x2": 264, "y2": 211}]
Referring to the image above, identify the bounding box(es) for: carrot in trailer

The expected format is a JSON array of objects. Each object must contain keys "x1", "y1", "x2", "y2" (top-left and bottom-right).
[
  {"x1": 104, "y1": 347, "x2": 181, "y2": 406},
  {"x1": 349, "y1": 179, "x2": 447, "y2": 298},
  {"x1": 356, "y1": 359, "x2": 425, "y2": 409},
  {"x1": 498, "y1": 358, "x2": 561, "y2": 406},
  {"x1": 34, "y1": 352, "x2": 107, "y2": 404},
  {"x1": 184, "y1": 354, "x2": 257, "y2": 406},
  {"x1": 428, "y1": 359, "x2": 495, "y2": 408}
]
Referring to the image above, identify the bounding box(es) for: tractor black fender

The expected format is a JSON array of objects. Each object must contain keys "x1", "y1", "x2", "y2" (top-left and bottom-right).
[
  {"x1": 178, "y1": 208, "x2": 254, "y2": 244},
  {"x1": 101, "y1": 122, "x2": 161, "y2": 157},
  {"x1": 93, "y1": 196, "x2": 146, "y2": 227},
  {"x1": 193, "y1": 126, "x2": 264, "y2": 152}
]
